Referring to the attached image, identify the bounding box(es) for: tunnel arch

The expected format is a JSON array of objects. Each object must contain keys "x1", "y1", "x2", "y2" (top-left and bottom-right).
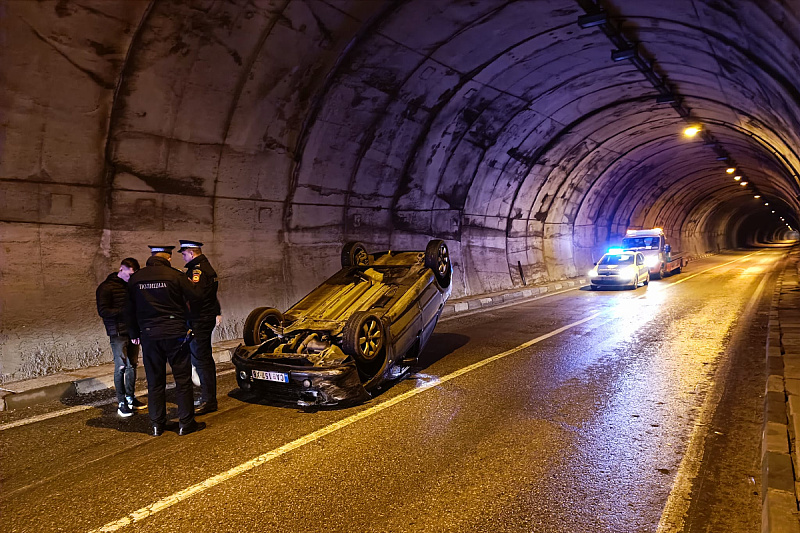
[{"x1": 2, "y1": 0, "x2": 800, "y2": 381}]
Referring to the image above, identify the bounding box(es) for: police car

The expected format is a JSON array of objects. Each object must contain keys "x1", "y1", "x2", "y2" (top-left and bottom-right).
[{"x1": 588, "y1": 248, "x2": 650, "y2": 290}]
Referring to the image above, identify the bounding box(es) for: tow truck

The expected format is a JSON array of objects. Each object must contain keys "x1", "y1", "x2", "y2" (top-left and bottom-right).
[{"x1": 621, "y1": 228, "x2": 686, "y2": 279}]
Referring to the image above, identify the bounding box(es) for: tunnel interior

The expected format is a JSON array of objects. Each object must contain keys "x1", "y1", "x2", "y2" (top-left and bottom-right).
[{"x1": 1, "y1": 0, "x2": 799, "y2": 381}]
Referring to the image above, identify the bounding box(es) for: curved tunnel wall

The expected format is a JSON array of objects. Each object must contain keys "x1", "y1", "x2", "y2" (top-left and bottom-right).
[{"x1": 1, "y1": 0, "x2": 799, "y2": 381}]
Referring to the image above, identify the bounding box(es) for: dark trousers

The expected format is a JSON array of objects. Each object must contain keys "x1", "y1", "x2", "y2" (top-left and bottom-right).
[
  {"x1": 141, "y1": 336, "x2": 195, "y2": 426},
  {"x1": 110, "y1": 335, "x2": 139, "y2": 403},
  {"x1": 190, "y1": 321, "x2": 217, "y2": 405}
]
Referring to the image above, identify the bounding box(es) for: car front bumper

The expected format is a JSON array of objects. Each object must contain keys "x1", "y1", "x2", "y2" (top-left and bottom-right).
[
  {"x1": 232, "y1": 347, "x2": 370, "y2": 407},
  {"x1": 590, "y1": 275, "x2": 636, "y2": 286}
]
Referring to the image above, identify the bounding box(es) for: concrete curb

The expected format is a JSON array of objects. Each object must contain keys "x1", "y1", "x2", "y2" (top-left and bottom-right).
[
  {"x1": 441, "y1": 277, "x2": 587, "y2": 317},
  {"x1": 763, "y1": 249, "x2": 800, "y2": 533},
  {"x1": 0, "y1": 340, "x2": 240, "y2": 411}
]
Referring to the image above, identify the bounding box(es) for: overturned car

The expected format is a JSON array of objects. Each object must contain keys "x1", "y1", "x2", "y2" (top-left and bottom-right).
[{"x1": 232, "y1": 240, "x2": 453, "y2": 406}]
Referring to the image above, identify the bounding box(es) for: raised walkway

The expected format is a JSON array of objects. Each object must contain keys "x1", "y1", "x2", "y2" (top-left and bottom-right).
[{"x1": 763, "y1": 247, "x2": 800, "y2": 533}]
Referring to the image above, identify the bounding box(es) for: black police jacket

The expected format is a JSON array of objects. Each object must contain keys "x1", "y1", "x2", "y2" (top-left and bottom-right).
[
  {"x1": 184, "y1": 254, "x2": 221, "y2": 322},
  {"x1": 96, "y1": 272, "x2": 130, "y2": 337},
  {"x1": 126, "y1": 256, "x2": 201, "y2": 340}
]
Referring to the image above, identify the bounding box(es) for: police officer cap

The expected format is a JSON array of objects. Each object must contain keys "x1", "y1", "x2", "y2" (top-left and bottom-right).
[
  {"x1": 148, "y1": 245, "x2": 175, "y2": 254},
  {"x1": 178, "y1": 240, "x2": 204, "y2": 251}
]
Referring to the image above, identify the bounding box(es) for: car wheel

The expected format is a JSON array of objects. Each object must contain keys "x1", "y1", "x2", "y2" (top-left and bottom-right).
[
  {"x1": 659, "y1": 264, "x2": 667, "y2": 279},
  {"x1": 242, "y1": 307, "x2": 283, "y2": 346},
  {"x1": 630, "y1": 275, "x2": 638, "y2": 290},
  {"x1": 644, "y1": 273, "x2": 649, "y2": 286},
  {"x1": 342, "y1": 311, "x2": 385, "y2": 364},
  {"x1": 341, "y1": 241, "x2": 370, "y2": 268},
  {"x1": 425, "y1": 239, "x2": 452, "y2": 288},
  {"x1": 590, "y1": 284, "x2": 598, "y2": 291}
]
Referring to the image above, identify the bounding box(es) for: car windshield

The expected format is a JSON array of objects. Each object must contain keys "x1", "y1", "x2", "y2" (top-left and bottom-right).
[
  {"x1": 622, "y1": 237, "x2": 660, "y2": 249},
  {"x1": 599, "y1": 253, "x2": 634, "y2": 265}
]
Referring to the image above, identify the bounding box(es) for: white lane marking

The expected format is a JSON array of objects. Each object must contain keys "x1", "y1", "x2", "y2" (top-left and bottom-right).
[
  {"x1": 0, "y1": 251, "x2": 767, "y2": 432},
  {"x1": 656, "y1": 267, "x2": 770, "y2": 532},
  {"x1": 0, "y1": 370, "x2": 235, "y2": 432},
  {"x1": 0, "y1": 403, "x2": 101, "y2": 432},
  {"x1": 665, "y1": 250, "x2": 763, "y2": 287},
  {"x1": 89, "y1": 311, "x2": 603, "y2": 532}
]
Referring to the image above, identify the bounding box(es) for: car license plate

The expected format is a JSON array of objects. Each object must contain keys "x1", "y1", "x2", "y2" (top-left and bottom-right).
[{"x1": 252, "y1": 370, "x2": 288, "y2": 383}]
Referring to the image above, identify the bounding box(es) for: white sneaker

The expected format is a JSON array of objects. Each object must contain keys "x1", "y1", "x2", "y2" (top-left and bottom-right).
[
  {"x1": 127, "y1": 396, "x2": 147, "y2": 410},
  {"x1": 117, "y1": 402, "x2": 133, "y2": 417}
]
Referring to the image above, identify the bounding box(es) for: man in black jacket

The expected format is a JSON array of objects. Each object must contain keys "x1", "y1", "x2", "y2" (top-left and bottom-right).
[
  {"x1": 127, "y1": 246, "x2": 204, "y2": 436},
  {"x1": 179, "y1": 240, "x2": 222, "y2": 415},
  {"x1": 96, "y1": 257, "x2": 143, "y2": 417}
]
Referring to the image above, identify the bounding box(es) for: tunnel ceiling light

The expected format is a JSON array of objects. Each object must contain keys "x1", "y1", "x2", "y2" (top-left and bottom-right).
[
  {"x1": 577, "y1": 12, "x2": 608, "y2": 28},
  {"x1": 726, "y1": 168, "x2": 736, "y2": 174},
  {"x1": 754, "y1": 195, "x2": 761, "y2": 198},
  {"x1": 772, "y1": 210, "x2": 776, "y2": 213},
  {"x1": 683, "y1": 126, "x2": 701, "y2": 137},
  {"x1": 734, "y1": 175, "x2": 741, "y2": 181},
  {"x1": 765, "y1": 202, "x2": 770, "y2": 205},
  {"x1": 740, "y1": 181, "x2": 748, "y2": 186},
  {"x1": 611, "y1": 46, "x2": 638, "y2": 61}
]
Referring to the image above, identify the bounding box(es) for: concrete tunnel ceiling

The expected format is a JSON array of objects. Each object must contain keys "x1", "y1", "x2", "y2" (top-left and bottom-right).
[{"x1": 1, "y1": 0, "x2": 800, "y2": 380}]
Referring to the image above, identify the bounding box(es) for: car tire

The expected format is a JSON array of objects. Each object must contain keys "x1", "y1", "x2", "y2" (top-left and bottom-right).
[
  {"x1": 342, "y1": 311, "x2": 385, "y2": 365},
  {"x1": 590, "y1": 284, "x2": 598, "y2": 291},
  {"x1": 242, "y1": 307, "x2": 283, "y2": 346},
  {"x1": 425, "y1": 239, "x2": 452, "y2": 288},
  {"x1": 341, "y1": 241, "x2": 370, "y2": 267},
  {"x1": 644, "y1": 273, "x2": 649, "y2": 286},
  {"x1": 630, "y1": 275, "x2": 638, "y2": 290}
]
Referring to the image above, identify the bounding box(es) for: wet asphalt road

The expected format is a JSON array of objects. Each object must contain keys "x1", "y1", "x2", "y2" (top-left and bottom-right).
[{"x1": 0, "y1": 249, "x2": 778, "y2": 533}]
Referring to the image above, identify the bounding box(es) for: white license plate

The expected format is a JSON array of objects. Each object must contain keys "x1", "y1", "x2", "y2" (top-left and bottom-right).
[{"x1": 252, "y1": 370, "x2": 288, "y2": 383}]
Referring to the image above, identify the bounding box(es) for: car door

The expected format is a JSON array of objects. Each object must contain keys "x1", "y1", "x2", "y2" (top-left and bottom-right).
[
  {"x1": 417, "y1": 276, "x2": 444, "y2": 349},
  {"x1": 636, "y1": 253, "x2": 648, "y2": 279}
]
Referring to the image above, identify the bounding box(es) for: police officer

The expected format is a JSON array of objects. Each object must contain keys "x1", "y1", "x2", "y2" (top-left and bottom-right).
[
  {"x1": 127, "y1": 245, "x2": 204, "y2": 436},
  {"x1": 178, "y1": 240, "x2": 221, "y2": 415}
]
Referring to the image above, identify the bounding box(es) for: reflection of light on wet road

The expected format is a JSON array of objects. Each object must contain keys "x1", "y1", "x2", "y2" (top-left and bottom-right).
[
  {"x1": 562, "y1": 253, "x2": 771, "y2": 532},
  {"x1": 740, "y1": 266, "x2": 766, "y2": 276}
]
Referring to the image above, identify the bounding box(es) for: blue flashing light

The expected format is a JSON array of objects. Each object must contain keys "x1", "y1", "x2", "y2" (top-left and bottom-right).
[{"x1": 607, "y1": 247, "x2": 624, "y2": 254}]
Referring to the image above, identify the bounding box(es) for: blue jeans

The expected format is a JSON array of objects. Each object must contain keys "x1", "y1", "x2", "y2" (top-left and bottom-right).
[{"x1": 110, "y1": 335, "x2": 139, "y2": 403}]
